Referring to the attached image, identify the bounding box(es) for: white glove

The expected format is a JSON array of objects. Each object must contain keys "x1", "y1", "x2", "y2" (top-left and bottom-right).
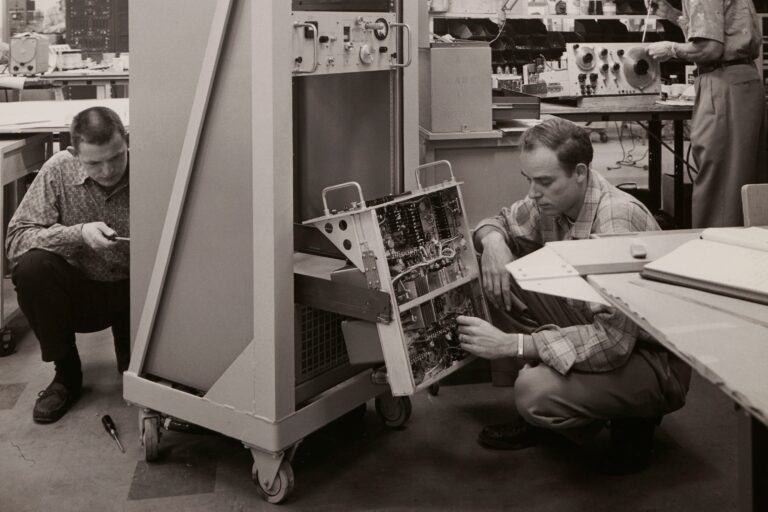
[{"x1": 647, "y1": 41, "x2": 677, "y2": 61}]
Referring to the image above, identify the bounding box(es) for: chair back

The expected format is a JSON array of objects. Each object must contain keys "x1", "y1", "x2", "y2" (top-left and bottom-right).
[{"x1": 741, "y1": 183, "x2": 768, "y2": 227}]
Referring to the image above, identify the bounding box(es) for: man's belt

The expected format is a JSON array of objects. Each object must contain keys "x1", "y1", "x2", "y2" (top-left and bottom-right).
[{"x1": 696, "y1": 58, "x2": 753, "y2": 75}]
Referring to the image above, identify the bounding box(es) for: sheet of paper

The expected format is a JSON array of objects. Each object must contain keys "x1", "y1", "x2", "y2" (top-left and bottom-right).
[
  {"x1": 506, "y1": 246, "x2": 610, "y2": 306},
  {"x1": 0, "y1": 76, "x2": 26, "y2": 90}
]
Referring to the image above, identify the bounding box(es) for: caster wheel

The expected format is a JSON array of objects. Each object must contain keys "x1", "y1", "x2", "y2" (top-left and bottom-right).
[
  {"x1": 428, "y1": 383, "x2": 440, "y2": 396},
  {"x1": 375, "y1": 394, "x2": 412, "y2": 428},
  {"x1": 254, "y1": 460, "x2": 295, "y2": 504},
  {"x1": 141, "y1": 415, "x2": 160, "y2": 462}
]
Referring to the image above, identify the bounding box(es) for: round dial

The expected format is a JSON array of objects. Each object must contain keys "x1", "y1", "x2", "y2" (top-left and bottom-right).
[
  {"x1": 373, "y1": 18, "x2": 389, "y2": 41},
  {"x1": 575, "y1": 46, "x2": 596, "y2": 71}
]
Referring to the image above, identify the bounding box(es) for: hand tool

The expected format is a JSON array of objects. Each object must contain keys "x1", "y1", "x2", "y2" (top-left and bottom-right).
[{"x1": 102, "y1": 415, "x2": 125, "y2": 453}]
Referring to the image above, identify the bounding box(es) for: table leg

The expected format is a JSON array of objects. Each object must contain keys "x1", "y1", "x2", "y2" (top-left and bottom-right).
[
  {"x1": 647, "y1": 119, "x2": 662, "y2": 213},
  {"x1": 737, "y1": 409, "x2": 768, "y2": 512},
  {"x1": 673, "y1": 120, "x2": 687, "y2": 228}
]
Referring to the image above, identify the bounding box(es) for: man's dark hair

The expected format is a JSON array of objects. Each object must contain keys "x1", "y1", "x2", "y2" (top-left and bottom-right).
[
  {"x1": 70, "y1": 107, "x2": 127, "y2": 152},
  {"x1": 521, "y1": 117, "x2": 593, "y2": 175}
]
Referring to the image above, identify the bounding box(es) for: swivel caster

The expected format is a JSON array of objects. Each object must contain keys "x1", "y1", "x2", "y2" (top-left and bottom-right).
[
  {"x1": 253, "y1": 458, "x2": 295, "y2": 504},
  {"x1": 375, "y1": 393, "x2": 412, "y2": 428}
]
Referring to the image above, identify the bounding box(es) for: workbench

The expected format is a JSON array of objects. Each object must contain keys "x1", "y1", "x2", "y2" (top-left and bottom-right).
[
  {"x1": 42, "y1": 71, "x2": 130, "y2": 100},
  {"x1": 420, "y1": 96, "x2": 693, "y2": 228},
  {"x1": 540, "y1": 96, "x2": 693, "y2": 228},
  {"x1": 0, "y1": 71, "x2": 129, "y2": 100}
]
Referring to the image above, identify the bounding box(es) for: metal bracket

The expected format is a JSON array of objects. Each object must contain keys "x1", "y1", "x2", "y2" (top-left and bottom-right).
[{"x1": 362, "y1": 250, "x2": 381, "y2": 290}]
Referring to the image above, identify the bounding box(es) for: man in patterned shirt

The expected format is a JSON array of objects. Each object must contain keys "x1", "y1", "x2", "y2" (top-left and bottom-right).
[
  {"x1": 457, "y1": 118, "x2": 690, "y2": 474},
  {"x1": 6, "y1": 106, "x2": 129, "y2": 423},
  {"x1": 647, "y1": 0, "x2": 767, "y2": 227}
]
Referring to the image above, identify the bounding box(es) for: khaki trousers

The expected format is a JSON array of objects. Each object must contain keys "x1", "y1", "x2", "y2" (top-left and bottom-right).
[
  {"x1": 691, "y1": 64, "x2": 768, "y2": 228},
  {"x1": 488, "y1": 279, "x2": 690, "y2": 444}
]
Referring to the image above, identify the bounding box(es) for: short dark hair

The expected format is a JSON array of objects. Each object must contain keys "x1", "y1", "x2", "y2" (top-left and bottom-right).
[
  {"x1": 70, "y1": 107, "x2": 127, "y2": 152},
  {"x1": 521, "y1": 117, "x2": 593, "y2": 175}
]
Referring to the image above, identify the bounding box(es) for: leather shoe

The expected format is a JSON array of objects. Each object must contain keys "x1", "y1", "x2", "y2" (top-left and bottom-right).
[
  {"x1": 598, "y1": 416, "x2": 661, "y2": 475},
  {"x1": 478, "y1": 421, "x2": 543, "y2": 450},
  {"x1": 33, "y1": 382, "x2": 81, "y2": 424}
]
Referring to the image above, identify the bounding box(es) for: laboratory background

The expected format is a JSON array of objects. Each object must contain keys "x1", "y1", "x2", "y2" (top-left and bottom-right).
[{"x1": 0, "y1": 1, "x2": 767, "y2": 511}]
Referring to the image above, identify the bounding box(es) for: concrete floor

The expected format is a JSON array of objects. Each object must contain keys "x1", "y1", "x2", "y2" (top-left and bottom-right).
[{"x1": 0, "y1": 315, "x2": 739, "y2": 512}]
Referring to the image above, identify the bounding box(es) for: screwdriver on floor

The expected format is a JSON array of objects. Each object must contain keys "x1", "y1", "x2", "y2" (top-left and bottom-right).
[{"x1": 102, "y1": 415, "x2": 125, "y2": 453}]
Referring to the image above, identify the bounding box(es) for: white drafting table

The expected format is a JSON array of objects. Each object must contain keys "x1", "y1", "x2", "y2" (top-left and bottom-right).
[
  {"x1": 513, "y1": 230, "x2": 768, "y2": 511},
  {"x1": 588, "y1": 271, "x2": 768, "y2": 512},
  {"x1": 0, "y1": 98, "x2": 129, "y2": 133}
]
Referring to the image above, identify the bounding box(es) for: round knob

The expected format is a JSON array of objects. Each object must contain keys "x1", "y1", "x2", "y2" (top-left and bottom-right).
[
  {"x1": 573, "y1": 44, "x2": 580, "y2": 50},
  {"x1": 359, "y1": 44, "x2": 374, "y2": 65},
  {"x1": 598, "y1": 47, "x2": 608, "y2": 58},
  {"x1": 612, "y1": 63, "x2": 621, "y2": 72},
  {"x1": 589, "y1": 73, "x2": 598, "y2": 82},
  {"x1": 634, "y1": 59, "x2": 650, "y2": 76},
  {"x1": 617, "y1": 49, "x2": 625, "y2": 57},
  {"x1": 578, "y1": 73, "x2": 587, "y2": 82},
  {"x1": 601, "y1": 64, "x2": 609, "y2": 72},
  {"x1": 582, "y1": 53, "x2": 594, "y2": 64}
]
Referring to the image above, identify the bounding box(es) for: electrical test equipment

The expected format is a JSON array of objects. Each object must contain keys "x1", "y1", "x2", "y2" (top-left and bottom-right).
[{"x1": 125, "y1": 0, "x2": 431, "y2": 504}]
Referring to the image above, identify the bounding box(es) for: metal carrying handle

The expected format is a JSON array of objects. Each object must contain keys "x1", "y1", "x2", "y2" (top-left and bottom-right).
[
  {"x1": 321, "y1": 182, "x2": 366, "y2": 216},
  {"x1": 293, "y1": 22, "x2": 319, "y2": 74},
  {"x1": 414, "y1": 160, "x2": 455, "y2": 190},
  {"x1": 390, "y1": 23, "x2": 413, "y2": 69}
]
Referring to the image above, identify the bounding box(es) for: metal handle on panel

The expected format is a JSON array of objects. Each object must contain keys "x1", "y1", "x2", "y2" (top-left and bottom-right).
[
  {"x1": 414, "y1": 160, "x2": 455, "y2": 190},
  {"x1": 321, "y1": 182, "x2": 366, "y2": 216},
  {"x1": 390, "y1": 23, "x2": 412, "y2": 69},
  {"x1": 293, "y1": 22, "x2": 319, "y2": 75}
]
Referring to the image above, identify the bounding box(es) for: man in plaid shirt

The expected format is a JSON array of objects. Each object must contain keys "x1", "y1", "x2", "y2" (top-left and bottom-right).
[{"x1": 457, "y1": 118, "x2": 690, "y2": 474}]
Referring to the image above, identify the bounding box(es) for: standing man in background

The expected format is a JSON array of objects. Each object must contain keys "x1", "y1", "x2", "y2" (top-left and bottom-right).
[
  {"x1": 6, "y1": 107, "x2": 130, "y2": 424},
  {"x1": 647, "y1": 0, "x2": 767, "y2": 227}
]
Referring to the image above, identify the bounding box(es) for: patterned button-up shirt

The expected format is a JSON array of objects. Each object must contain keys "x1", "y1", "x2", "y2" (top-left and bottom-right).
[
  {"x1": 681, "y1": 0, "x2": 761, "y2": 61},
  {"x1": 6, "y1": 150, "x2": 129, "y2": 282},
  {"x1": 474, "y1": 170, "x2": 660, "y2": 374}
]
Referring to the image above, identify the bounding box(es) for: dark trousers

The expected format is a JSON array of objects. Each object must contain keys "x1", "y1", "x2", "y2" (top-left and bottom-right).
[{"x1": 11, "y1": 249, "x2": 130, "y2": 369}]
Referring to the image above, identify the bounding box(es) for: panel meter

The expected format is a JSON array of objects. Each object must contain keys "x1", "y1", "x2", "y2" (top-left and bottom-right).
[
  {"x1": 292, "y1": 11, "x2": 411, "y2": 75},
  {"x1": 304, "y1": 162, "x2": 489, "y2": 395}
]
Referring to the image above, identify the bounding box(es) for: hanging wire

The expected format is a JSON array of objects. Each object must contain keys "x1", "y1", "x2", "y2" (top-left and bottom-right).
[
  {"x1": 607, "y1": 122, "x2": 649, "y2": 170},
  {"x1": 635, "y1": 120, "x2": 699, "y2": 177}
]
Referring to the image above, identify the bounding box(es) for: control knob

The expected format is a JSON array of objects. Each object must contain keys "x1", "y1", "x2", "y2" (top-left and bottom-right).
[{"x1": 359, "y1": 44, "x2": 375, "y2": 65}]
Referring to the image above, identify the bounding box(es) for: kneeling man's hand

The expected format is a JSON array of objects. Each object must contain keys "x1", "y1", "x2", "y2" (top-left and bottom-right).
[
  {"x1": 82, "y1": 222, "x2": 118, "y2": 250},
  {"x1": 457, "y1": 315, "x2": 514, "y2": 360}
]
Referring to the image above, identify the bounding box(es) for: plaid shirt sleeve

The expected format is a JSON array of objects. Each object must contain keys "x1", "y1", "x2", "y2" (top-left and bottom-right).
[
  {"x1": 473, "y1": 197, "x2": 545, "y2": 256},
  {"x1": 5, "y1": 163, "x2": 84, "y2": 266},
  {"x1": 530, "y1": 301, "x2": 639, "y2": 374}
]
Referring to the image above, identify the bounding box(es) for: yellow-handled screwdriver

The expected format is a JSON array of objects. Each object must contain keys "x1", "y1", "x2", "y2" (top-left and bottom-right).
[{"x1": 102, "y1": 415, "x2": 125, "y2": 453}]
